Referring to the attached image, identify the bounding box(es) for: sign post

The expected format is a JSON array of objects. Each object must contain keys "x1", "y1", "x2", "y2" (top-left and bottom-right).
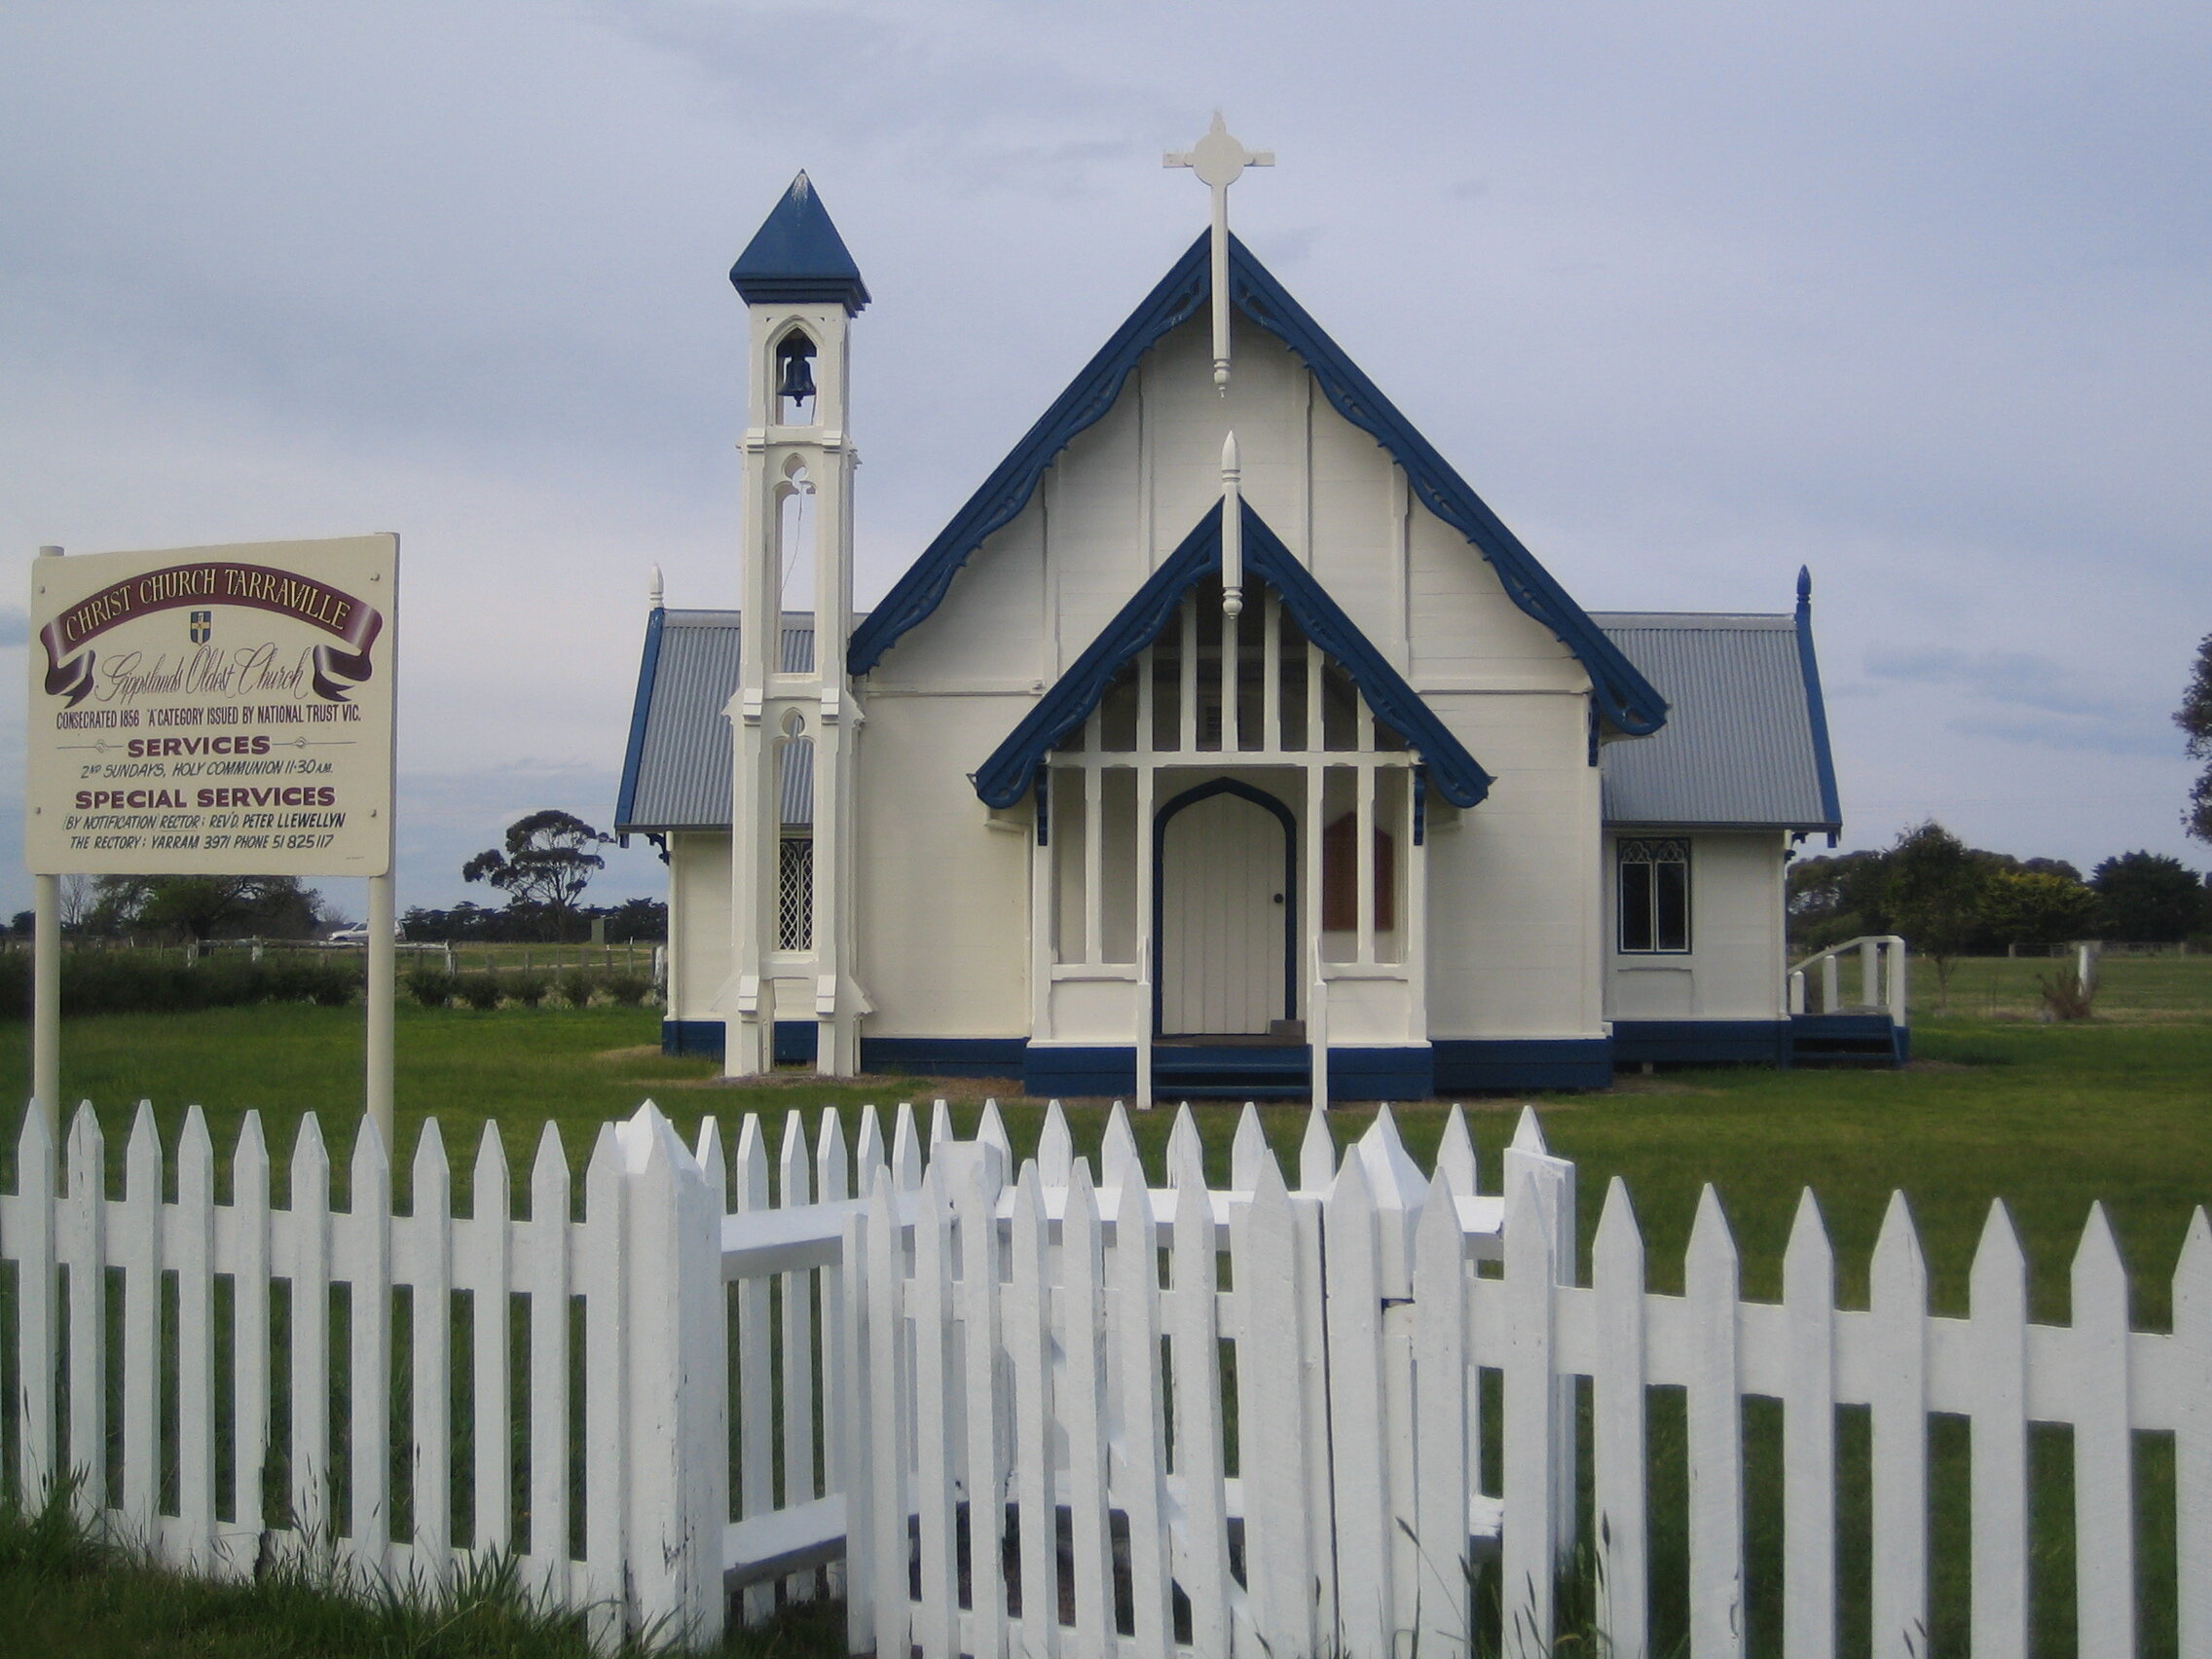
[{"x1": 26, "y1": 535, "x2": 399, "y2": 1143}]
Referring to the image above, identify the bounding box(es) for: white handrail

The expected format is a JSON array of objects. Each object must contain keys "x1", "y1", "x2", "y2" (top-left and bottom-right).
[{"x1": 1788, "y1": 933, "x2": 1909, "y2": 1024}]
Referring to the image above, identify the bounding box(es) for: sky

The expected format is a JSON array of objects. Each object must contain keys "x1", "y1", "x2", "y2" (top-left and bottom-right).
[{"x1": 2, "y1": 0, "x2": 2207, "y2": 924}]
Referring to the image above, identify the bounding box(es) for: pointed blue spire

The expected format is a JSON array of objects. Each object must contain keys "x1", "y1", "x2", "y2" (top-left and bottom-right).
[
  {"x1": 730, "y1": 171, "x2": 869, "y2": 313},
  {"x1": 1795, "y1": 565, "x2": 1813, "y2": 620}
]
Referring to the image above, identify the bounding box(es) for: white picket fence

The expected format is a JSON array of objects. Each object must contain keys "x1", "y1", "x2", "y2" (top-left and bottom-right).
[{"x1": 3, "y1": 1096, "x2": 2209, "y2": 1658}]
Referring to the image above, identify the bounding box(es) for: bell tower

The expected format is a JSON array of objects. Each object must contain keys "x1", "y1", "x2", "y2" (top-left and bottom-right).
[{"x1": 725, "y1": 172, "x2": 869, "y2": 1076}]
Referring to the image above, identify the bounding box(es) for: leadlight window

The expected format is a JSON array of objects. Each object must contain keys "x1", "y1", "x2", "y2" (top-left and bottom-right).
[
  {"x1": 1618, "y1": 837, "x2": 1690, "y2": 953},
  {"x1": 778, "y1": 836, "x2": 814, "y2": 951}
]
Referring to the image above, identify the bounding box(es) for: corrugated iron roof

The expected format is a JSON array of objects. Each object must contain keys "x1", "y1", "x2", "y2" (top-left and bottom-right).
[
  {"x1": 613, "y1": 609, "x2": 821, "y2": 833},
  {"x1": 617, "y1": 606, "x2": 1839, "y2": 835},
  {"x1": 1593, "y1": 611, "x2": 1840, "y2": 832}
]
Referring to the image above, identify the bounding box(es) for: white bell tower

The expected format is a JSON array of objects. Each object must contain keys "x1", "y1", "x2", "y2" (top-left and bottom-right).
[{"x1": 725, "y1": 172, "x2": 869, "y2": 1076}]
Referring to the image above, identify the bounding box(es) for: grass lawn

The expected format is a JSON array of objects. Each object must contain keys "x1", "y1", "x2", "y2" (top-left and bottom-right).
[{"x1": 0, "y1": 956, "x2": 2204, "y2": 1655}]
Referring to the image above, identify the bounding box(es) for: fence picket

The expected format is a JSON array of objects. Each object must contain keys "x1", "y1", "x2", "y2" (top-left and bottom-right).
[
  {"x1": 1170, "y1": 1125, "x2": 1232, "y2": 1659},
  {"x1": 1684, "y1": 1185, "x2": 1745, "y2": 1659},
  {"x1": 174, "y1": 1106, "x2": 218, "y2": 1569},
  {"x1": 930, "y1": 1099, "x2": 954, "y2": 1153},
  {"x1": 1297, "y1": 1099, "x2": 1333, "y2": 1195},
  {"x1": 1232, "y1": 1153, "x2": 1317, "y2": 1656},
  {"x1": 1060, "y1": 1161, "x2": 1117, "y2": 1659},
  {"x1": 1412, "y1": 1168, "x2": 1472, "y2": 1659},
  {"x1": 8, "y1": 1107, "x2": 58, "y2": 1507},
  {"x1": 1592, "y1": 1176, "x2": 1648, "y2": 1659},
  {"x1": 1036, "y1": 1101, "x2": 1073, "y2": 1188},
  {"x1": 816, "y1": 1108, "x2": 852, "y2": 1607},
  {"x1": 1437, "y1": 1102, "x2": 1477, "y2": 1198},
  {"x1": 1326, "y1": 1154, "x2": 1394, "y2": 1657},
  {"x1": 1782, "y1": 1190, "x2": 1836, "y2": 1659},
  {"x1": 60, "y1": 1104, "x2": 107, "y2": 1517},
  {"x1": 289, "y1": 1113, "x2": 331, "y2": 1544},
  {"x1": 348, "y1": 1117, "x2": 393, "y2": 1578},
  {"x1": 860, "y1": 1166, "x2": 910, "y2": 1659},
  {"x1": 229, "y1": 1113, "x2": 272, "y2": 1558},
  {"x1": 1228, "y1": 1102, "x2": 1270, "y2": 1192},
  {"x1": 2177, "y1": 1208, "x2": 2212, "y2": 1659},
  {"x1": 911, "y1": 1167, "x2": 960, "y2": 1659},
  {"x1": 733, "y1": 1114, "x2": 774, "y2": 1623},
  {"x1": 1099, "y1": 1101, "x2": 1141, "y2": 1194},
  {"x1": 856, "y1": 1103, "x2": 885, "y2": 1195},
  {"x1": 1111, "y1": 1171, "x2": 1175, "y2": 1659},
  {"x1": 468, "y1": 1124, "x2": 512, "y2": 1560},
  {"x1": 1866, "y1": 1193, "x2": 1928, "y2": 1659},
  {"x1": 1006, "y1": 1164, "x2": 1058, "y2": 1659},
  {"x1": 524, "y1": 1122, "x2": 571, "y2": 1595},
  {"x1": 580, "y1": 1122, "x2": 628, "y2": 1646},
  {"x1": 892, "y1": 1103, "x2": 921, "y2": 1190},
  {"x1": 1968, "y1": 1200, "x2": 2030, "y2": 1659},
  {"x1": 780, "y1": 1110, "x2": 819, "y2": 1564},
  {"x1": 2069, "y1": 1203, "x2": 2134, "y2": 1659},
  {"x1": 119, "y1": 1103, "x2": 162, "y2": 1539},
  {"x1": 960, "y1": 1152, "x2": 1010, "y2": 1659},
  {"x1": 411, "y1": 1120, "x2": 454, "y2": 1576},
  {"x1": 1502, "y1": 1163, "x2": 1561, "y2": 1659}
]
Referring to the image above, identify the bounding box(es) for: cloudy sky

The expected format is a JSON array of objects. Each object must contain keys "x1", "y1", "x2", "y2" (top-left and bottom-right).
[{"x1": 2, "y1": 0, "x2": 2206, "y2": 921}]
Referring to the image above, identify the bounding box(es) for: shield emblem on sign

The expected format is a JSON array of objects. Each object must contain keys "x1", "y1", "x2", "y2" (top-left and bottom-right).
[{"x1": 189, "y1": 609, "x2": 212, "y2": 645}]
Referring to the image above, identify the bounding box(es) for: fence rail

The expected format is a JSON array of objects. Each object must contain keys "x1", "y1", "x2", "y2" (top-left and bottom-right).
[{"x1": 3, "y1": 1096, "x2": 2208, "y2": 1656}]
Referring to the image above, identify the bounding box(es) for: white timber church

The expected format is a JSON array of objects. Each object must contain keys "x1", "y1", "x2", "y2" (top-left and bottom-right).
[{"x1": 617, "y1": 139, "x2": 1892, "y2": 1100}]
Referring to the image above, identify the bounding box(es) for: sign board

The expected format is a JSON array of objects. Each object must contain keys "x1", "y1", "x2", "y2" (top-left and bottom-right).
[{"x1": 26, "y1": 535, "x2": 397, "y2": 877}]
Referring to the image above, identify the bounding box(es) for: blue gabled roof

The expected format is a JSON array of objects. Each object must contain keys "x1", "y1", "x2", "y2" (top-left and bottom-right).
[
  {"x1": 729, "y1": 171, "x2": 869, "y2": 314},
  {"x1": 973, "y1": 501, "x2": 1495, "y2": 810},
  {"x1": 850, "y1": 231, "x2": 1667, "y2": 737}
]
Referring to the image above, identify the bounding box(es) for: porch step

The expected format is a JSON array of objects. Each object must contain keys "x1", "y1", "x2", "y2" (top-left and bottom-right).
[
  {"x1": 1149, "y1": 1045, "x2": 1311, "y2": 1098},
  {"x1": 1787, "y1": 1013, "x2": 1907, "y2": 1069}
]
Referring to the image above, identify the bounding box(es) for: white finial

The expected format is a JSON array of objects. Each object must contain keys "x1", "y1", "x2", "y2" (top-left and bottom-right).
[
  {"x1": 647, "y1": 564, "x2": 664, "y2": 609},
  {"x1": 1220, "y1": 430, "x2": 1243, "y2": 618},
  {"x1": 1165, "y1": 112, "x2": 1273, "y2": 394}
]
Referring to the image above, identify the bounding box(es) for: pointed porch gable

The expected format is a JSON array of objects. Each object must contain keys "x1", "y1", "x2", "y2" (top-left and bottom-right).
[
  {"x1": 973, "y1": 501, "x2": 1494, "y2": 809},
  {"x1": 850, "y1": 232, "x2": 1667, "y2": 738}
]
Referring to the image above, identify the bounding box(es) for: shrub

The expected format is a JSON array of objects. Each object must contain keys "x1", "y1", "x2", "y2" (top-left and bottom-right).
[
  {"x1": 404, "y1": 968, "x2": 456, "y2": 1009},
  {"x1": 557, "y1": 970, "x2": 599, "y2": 1008},
  {"x1": 0, "y1": 948, "x2": 363, "y2": 1018},
  {"x1": 506, "y1": 970, "x2": 551, "y2": 1009},
  {"x1": 2037, "y1": 964, "x2": 2097, "y2": 1021},
  {"x1": 600, "y1": 973, "x2": 651, "y2": 1007},
  {"x1": 455, "y1": 972, "x2": 505, "y2": 1012}
]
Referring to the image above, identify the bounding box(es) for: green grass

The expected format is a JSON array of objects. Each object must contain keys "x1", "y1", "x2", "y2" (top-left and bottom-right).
[
  {"x1": 0, "y1": 1478, "x2": 842, "y2": 1658},
  {"x1": 0, "y1": 959, "x2": 2205, "y2": 1655}
]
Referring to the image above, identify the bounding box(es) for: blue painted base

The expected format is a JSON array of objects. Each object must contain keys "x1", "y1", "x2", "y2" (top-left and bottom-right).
[
  {"x1": 1431, "y1": 1039, "x2": 1613, "y2": 1092},
  {"x1": 658, "y1": 1019, "x2": 816, "y2": 1064},
  {"x1": 862, "y1": 1037, "x2": 1028, "y2": 1079},
  {"x1": 1023, "y1": 1044, "x2": 1431, "y2": 1101},
  {"x1": 1611, "y1": 1020, "x2": 1790, "y2": 1067}
]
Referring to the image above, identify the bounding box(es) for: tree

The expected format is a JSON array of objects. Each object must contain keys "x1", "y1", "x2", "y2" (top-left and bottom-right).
[
  {"x1": 1883, "y1": 821, "x2": 1989, "y2": 1010},
  {"x1": 87, "y1": 875, "x2": 328, "y2": 941},
  {"x1": 2183, "y1": 632, "x2": 2212, "y2": 843},
  {"x1": 1786, "y1": 848, "x2": 1893, "y2": 949},
  {"x1": 462, "y1": 810, "x2": 612, "y2": 940},
  {"x1": 2090, "y1": 851, "x2": 2208, "y2": 942},
  {"x1": 1979, "y1": 868, "x2": 2099, "y2": 948}
]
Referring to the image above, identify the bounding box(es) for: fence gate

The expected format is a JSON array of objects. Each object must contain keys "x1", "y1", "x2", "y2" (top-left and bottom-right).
[{"x1": 839, "y1": 1101, "x2": 1572, "y2": 1659}]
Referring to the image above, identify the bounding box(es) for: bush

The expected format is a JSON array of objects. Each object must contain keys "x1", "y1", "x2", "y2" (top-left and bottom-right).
[
  {"x1": 506, "y1": 970, "x2": 551, "y2": 1009},
  {"x1": 404, "y1": 968, "x2": 456, "y2": 1009},
  {"x1": 455, "y1": 972, "x2": 505, "y2": 1012},
  {"x1": 557, "y1": 970, "x2": 599, "y2": 1008},
  {"x1": 2038, "y1": 964, "x2": 2097, "y2": 1020},
  {"x1": 0, "y1": 948, "x2": 360, "y2": 1018},
  {"x1": 600, "y1": 973, "x2": 651, "y2": 1007}
]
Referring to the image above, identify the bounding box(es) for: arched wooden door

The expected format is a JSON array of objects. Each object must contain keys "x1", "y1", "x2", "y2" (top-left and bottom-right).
[{"x1": 1156, "y1": 783, "x2": 1293, "y2": 1036}]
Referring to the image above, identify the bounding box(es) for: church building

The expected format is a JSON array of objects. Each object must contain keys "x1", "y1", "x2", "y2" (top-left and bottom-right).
[{"x1": 616, "y1": 147, "x2": 1889, "y2": 1100}]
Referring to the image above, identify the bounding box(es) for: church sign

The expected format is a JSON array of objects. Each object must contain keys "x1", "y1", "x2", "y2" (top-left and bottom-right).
[{"x1": 26, "y1": 535, "x2": 396, "y2": 877}]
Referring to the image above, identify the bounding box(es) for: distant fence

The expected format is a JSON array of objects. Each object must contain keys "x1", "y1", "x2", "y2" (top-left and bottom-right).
[{"x1": 2, "y1": 1098, "x2": 2206, "y2": 1656}]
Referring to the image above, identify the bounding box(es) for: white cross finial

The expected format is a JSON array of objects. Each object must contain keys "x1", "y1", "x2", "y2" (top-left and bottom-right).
[{"x1": 1166, "y1": 112, "x2": 1272, "y2": 393}]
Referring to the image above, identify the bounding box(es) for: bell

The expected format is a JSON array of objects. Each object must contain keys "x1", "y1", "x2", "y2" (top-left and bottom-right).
[{"x1": 776, "y1": 340, "x2": 818, "y2": 404}]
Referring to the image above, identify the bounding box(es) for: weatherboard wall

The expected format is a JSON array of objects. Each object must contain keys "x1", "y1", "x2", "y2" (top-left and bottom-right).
[
  {"x1": 1602, "y1": 830, "x2": 1790, "y2": 1024},
  {"x1": 852, "y1": 308, "x2": 1605, "y2": 1051}
]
